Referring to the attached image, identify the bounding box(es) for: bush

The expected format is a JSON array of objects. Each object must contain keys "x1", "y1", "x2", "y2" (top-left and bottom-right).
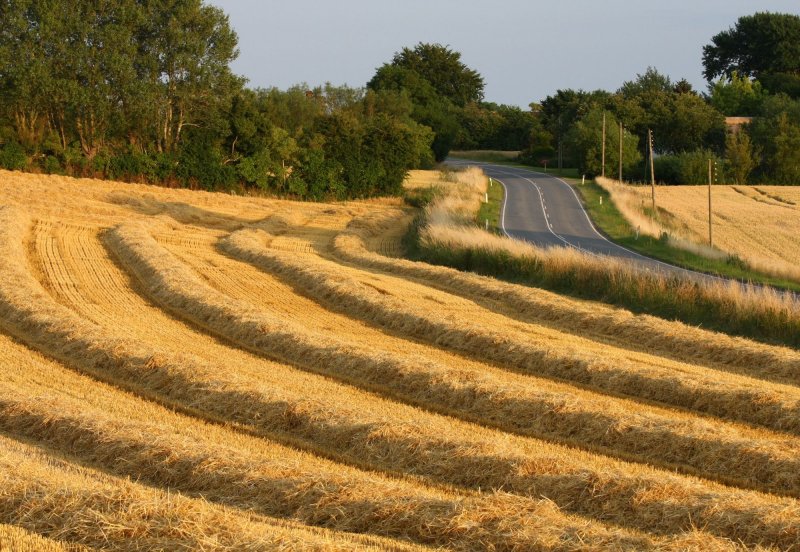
[
  {"x1": 0, "y1": 142, "x2": 27, "y2": 170},
  {"x1": 177, "y1": 134, "x2": 237, "y2": 190},
  {"x1": 651, "y1": 150, "x2": 721, "y2": 184},
  {"x1": 43, "y1": 155, "x2": 63, "y2": 175},
  {"x1": 108, "y1": 151, "x2": 157, "y2": 181}
]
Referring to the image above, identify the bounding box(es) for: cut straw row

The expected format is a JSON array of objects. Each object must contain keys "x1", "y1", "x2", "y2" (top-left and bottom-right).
[
  {"x1": 96, "y1": 218, "x2": 800, "y2": 547},
  {"x1": 0, "y1": 434, "x2": 395, "y2": 551},
  {"x1": 222, "y1": 226, "x2": 800, "y2": 436},
  {"x1": 334, "y1": 211, "x2": 800, "y2": 389},
  {"x1": 0, "y1": 357, "x2": 658, "y2": 551}
]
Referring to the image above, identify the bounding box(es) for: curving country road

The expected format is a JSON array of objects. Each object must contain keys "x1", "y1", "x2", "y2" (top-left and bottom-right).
[{"x1": 446, "y1": 158, "x2": 697, "y2": 276}]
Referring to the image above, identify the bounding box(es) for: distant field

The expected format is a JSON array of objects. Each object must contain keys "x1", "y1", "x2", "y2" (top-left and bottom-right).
[
  {"x1": 2, "y1": 169, "x2": 800, "y2": 549},
  {"x1": 620, "y1": 182, "x2": 800, "y2": 279}
]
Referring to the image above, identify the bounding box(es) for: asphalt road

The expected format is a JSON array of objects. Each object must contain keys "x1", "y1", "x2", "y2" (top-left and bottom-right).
[{"x1": 446, "y1": 159, "x2": 695, "y2": 276}]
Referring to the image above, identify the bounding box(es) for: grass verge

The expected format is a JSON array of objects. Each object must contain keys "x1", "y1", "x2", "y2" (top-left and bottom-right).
[
  {"x1": 475, "y1": 177, "x2": 504, "y2": 233},
  {"x1": 577, "y1": 180, "x2": 800, "y2": 292}
]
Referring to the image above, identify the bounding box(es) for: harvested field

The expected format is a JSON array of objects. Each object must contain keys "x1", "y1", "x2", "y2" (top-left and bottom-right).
[
  {"x1": 1, "y1": 168, "x2": 800, "y2": 550},
  {"x1": 597, "y1": 177, "x2": 800, "y2": 281}
]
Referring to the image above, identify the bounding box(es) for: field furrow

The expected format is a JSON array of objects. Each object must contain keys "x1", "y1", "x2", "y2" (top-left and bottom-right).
[
  {"x1": 223, "y1": 227, "x2": 800, "y2": 437},
  {"x1": 333, "y1": 216, "x2": 800, "y2": 388},
  {"x1": 0, "y1": 434, "x2": 400, "y2": 551},
  {"x1": 0, "y1": 333, "x2": 665, "y2": 552},
  {"x1": 3, "y1": 169, "x2": 800, "y2": 549}
]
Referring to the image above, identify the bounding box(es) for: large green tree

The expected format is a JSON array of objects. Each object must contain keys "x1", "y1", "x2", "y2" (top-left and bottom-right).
[
  {"x1": 368, "y1": 43, "x2": 484, "y2": 161},
  {"x1": 376, "y1": 43, "x2": 484, "y2": 107},
  {"x1": 703, "y1": 12, "x2": 800, "y2": 97},
  {"x1": 745, "y1": 94, "x2": 800, "y2": 183},
  {"x1": 709, "y1": 72, "x2": 768, "y2": 116},
  {"x1": 614, "y1": 68, "x2": 724, "y2": 155},
  {"x1": 724, "y1": 130, "x2": 758, "y2": 185},
  {"x1": 565, "y1": 108, "x2": 641, "y2": 177}
]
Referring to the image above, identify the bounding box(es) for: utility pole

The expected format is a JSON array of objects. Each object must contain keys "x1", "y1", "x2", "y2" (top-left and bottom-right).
[
  {"x1": 648, "y1": 129, "x2": 656, "y2": 216},
  {"x1": 708, "y1": 158, "x2": 713, "y2": 247},
  {"x1": 557, "y1": 114, "x2": 563, "y2": 175},
  {"x1": 618, "y1": 121, "x2": 623, "y2": 182},
  {"x1": 601, "y1": 112, "x2": 606, "y2": 177}
]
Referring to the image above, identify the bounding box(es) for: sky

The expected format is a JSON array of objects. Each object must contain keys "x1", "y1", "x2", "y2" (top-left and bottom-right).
[{"x1": 209, "y1": 1, "x2": 800, "y2": 108}]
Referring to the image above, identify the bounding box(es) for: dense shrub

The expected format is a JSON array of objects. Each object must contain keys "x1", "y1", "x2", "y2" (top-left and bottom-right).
[
  {"x1": 651, "y1": 150, "x2": 721, "y2": 184},
  {"x1": 0, "y1": 142, "x2": 27, "y2": 170}
]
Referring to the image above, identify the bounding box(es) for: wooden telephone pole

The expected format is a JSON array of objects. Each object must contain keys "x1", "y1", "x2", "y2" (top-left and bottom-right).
[
  {"x1": 618, "y1": 122, "x2": 623, "y2": 182},
  {"x1": 648, "y1": 129, "x2": 656, "y2": 215},
  {"x1": 708, "y1": 158, "x2": 713, "y2": 247},
  {"x1": 601, "y1": 113, "x2": 606, "y2": 177}
]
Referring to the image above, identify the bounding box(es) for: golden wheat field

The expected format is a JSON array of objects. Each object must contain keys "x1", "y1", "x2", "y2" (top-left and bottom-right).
[
  {"x1": 1, "y1": 167, "x2": 800, "y2": 550},
  {"x1": 598, "y1": 177, "x2": 800, "y2": 280}
]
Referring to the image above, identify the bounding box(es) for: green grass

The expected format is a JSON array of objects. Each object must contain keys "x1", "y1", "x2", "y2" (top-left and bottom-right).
[
  {"x1": 475, "y1": 178, "x2": 504, "y2": 234},
  {"x1": 576, "y1": 180, "x2": 800, "y2": 292}
]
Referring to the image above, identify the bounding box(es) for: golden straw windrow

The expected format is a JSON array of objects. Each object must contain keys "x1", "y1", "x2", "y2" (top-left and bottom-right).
[
  {"x1": 0, "y1": 335, "x2": 660, "y2": 552},
  {"x1": 2, "y1": 169, "x2": 800, "y2": 549},
  {"x1": 333, "y1": 216, "x2": 800, "y2": 388},
  {"x1": 221, "y1": 226, "x2": 800, "y2": 436},
  {"x1": 0, "y1": 435, "x2": 407, "y2": 551},
  {"x1": 99, "y1": 218, "x2": 800, "y2": 499}
]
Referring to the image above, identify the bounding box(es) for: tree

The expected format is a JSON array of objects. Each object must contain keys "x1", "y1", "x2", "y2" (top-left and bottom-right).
[
  {"x1": 709, "y1": 72, "x2": 768, "y2": 116},
  {"x1": 619, "y1": 67, "x2": 673, "y2": 98},
  {"x1": 661, "y1": 92, "x2": 725, "y2": 153},
  {"x1": 614, "y1": 68, "x2": 724, "y2": 155},
  {"x1": 376, "y1": 43, "x2": 484, "y2": 107},
  {"x1": 724, "y1": 130, "x2": 758, "y2": 184},
  {"x1": 538, "y1": 89, "x2": 611, "y2": 167},
  {"x1": 703, "y1": 12, "x2": 800, "y2": 88},
  {"x1": 566, "y1": 108, "x2": 640, "y2": 177},
  {"x1": 772, "y1": 113, "x2": 800, "y2": 184},
  {"x1": 747, "y1": 95, "x2": 800, "y2": 182},
  {"x1": 368, "y1": 43, "x2": 484, "y2": 161},
  {"x1": 138, "y1": 0, "x2": 241, "y2": 153}
]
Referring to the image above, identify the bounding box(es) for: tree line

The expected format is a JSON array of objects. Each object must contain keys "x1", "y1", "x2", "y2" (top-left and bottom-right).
[
  {"x1": 1, "y1": 5, "x2": 798, "y2": 194},
  {"x1": 0, "y1": 0, "x2": 433, "y2": 198},
  {"x1": 522, "y1": 12, "x2": 800, "y2": 185}
]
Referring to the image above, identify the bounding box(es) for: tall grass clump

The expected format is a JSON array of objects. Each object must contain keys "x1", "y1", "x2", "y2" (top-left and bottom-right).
[{"x1": 414, "y1": 171, "x2": 800, "y2": 348}]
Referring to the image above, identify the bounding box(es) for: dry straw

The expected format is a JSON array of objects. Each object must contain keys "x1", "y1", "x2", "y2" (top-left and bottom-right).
[
  {"x1": 0, "y1": 206, "x2": 672, "y2": 552},
  {"x1": 0, "y1": 356, "x2": 657, "y2": 552},
  {"x1": 335, "y1": 212, "x2": 800, "y2": 387},
  {"x1": 0, "y1": 435, "x2": 385, "y2": 551},
  {"x1": 100, "y1": 217, "x2": 800, "y2": 546},
  {"x1": 3, "y1": 169, "x2": 800, "y2": 550},
  {"x1": 222, "y1": 224, "x2": 800, "y2": 439},
  {"x1": 0, "y1": 524, "x2": 84, "y2": 552}
]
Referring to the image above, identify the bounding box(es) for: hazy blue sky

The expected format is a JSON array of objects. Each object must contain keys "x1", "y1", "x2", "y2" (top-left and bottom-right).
[{"x1": 209, "y1": 1, "x2": 799, "y2": 107}]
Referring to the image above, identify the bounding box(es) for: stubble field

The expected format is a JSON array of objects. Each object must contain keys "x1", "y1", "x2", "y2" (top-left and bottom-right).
[
  {"x1": 612, "y1": 180, "x2": 800, "y2": 280},
  {"x1": 1, "y1": 169, "x2": 800, "y2": 550}
]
